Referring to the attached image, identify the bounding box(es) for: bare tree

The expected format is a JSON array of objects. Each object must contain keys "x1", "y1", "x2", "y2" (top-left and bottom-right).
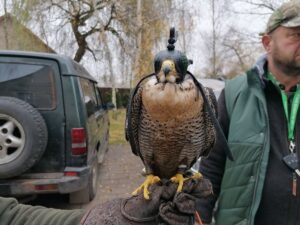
[
  {"x1": 211, "y1": 0, "x2": 217, "y2": 78},
  {"x1": 233, "y1": 0, "x2": 284, "y2": 14},
  {"x1": 200, "y1": 0, "x2": 287, "y2": 79},
  {"x1": 221, "y1": 28, "x2": 263, "y2": 78},
  {"x1": 218, "y1": 0, "x2": 285, "y2": 78},
  {"x1": 132, "y1": 0, "x2": 142, "y2": 88},
  {"x1": 201, "y1": 0, "x2": 232, "y2": 78},
  {"x1": 99, "y1": 31, "x2": 118, "y2": 110},
  {"x1": 3, "y1": 0, "x2": 9, "y2": 49},
  {"x1": 131, "y1": 0, "x2": 173, "y2": 82},
  {"x1": 167, "y1": 0, "x2": 194, "y2": 53},
  {"x1": 12, "y1": 0, "x2": 124, "y2": 62}
]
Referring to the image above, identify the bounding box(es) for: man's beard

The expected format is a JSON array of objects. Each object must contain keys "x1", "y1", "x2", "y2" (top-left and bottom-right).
[{"x1": 273, "y1": 47, "x2": 300, "y2": 77}]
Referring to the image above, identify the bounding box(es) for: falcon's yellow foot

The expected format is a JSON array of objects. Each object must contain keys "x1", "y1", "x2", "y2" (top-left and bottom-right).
[
  {"x1": 170, "y1": 173, "x2": 187, "y2": 192},
  {"x1": 132, "y1": 174, "x2": 160, "y2": 200},
  {"x1": 191, "y1": 171, "x2": 203, "y2": 180}
]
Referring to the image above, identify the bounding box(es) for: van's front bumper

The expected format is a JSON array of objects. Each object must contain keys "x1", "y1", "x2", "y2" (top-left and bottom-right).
[{"x1": 0, "y1": 167, "x2": 90, "y2": 196}]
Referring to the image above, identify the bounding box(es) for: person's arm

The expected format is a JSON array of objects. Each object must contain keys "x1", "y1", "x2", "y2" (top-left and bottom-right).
[
  {"x1": 0, "y1": 197, "x2": 84, "y2": 225},
  {"x1": 196, "y1": 90, "x2": 229, "y2": 224}
]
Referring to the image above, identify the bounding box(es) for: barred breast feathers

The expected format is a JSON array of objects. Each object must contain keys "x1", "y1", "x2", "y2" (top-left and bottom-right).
[{"x1": 142, "y1": 77, "x2": 203, "y2": 122}]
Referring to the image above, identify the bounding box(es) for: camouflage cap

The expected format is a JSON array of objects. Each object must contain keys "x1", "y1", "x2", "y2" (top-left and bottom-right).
[{"x1": 266, "y1": 1, "x2": 300, "y2": 33}]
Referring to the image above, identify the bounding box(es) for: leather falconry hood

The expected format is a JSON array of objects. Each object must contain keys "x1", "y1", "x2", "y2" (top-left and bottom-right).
[{"x1": 154, "y1": 27, "x2": 190, "y2": 78}]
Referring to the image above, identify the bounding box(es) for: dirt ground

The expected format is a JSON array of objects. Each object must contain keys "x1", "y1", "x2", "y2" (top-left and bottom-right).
[
  {"x1": 86, "y1": 144, "x2": 144, "y2": 209},
  {"x1": 27, "y1": 144, "x2": 145, "y2": 210}
]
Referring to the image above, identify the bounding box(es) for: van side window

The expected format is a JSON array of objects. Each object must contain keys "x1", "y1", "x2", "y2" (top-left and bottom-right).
[{"x1": 80, "y1": 78, "x2": 98, "y2": 112}]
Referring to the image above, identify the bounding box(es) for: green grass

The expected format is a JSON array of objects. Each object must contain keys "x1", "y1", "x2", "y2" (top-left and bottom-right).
[{"x1": 109, "y1": 109, "x2": 128, "y2": 144}]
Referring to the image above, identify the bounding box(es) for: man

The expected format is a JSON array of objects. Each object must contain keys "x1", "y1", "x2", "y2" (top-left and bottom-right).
[{"x1": 197, "y1": 2, "x2": 300, "y2": 225}]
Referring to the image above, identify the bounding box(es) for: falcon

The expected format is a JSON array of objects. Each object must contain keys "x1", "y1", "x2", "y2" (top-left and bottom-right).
[{"x1": 125, "y1": 28, "x2": 232, "y2": 199}]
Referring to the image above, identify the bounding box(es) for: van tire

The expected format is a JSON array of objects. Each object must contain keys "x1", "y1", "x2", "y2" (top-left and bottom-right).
[{"x1": 0, "y1": 97, "x2": 48, "y2": 178}]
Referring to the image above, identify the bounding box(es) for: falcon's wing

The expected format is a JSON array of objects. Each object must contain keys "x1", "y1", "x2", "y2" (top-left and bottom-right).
[
  {"x1": 125, "y1": 73, "x2": 155, "y2": 160},
  {"x1": 199, "y1": 87, "x2": 218, "y2": 157},
  {"x1": 187, "y1": 71, "x2": 233, "y2": 160},
  {"x1": 125, "y1": 86, "x2": 142, "y2": 157},
  {"x1": 206, "y1": 87, "x2": 218, "y2": 118}
]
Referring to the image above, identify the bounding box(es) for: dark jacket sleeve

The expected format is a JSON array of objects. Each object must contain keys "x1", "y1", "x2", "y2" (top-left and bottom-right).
[
  {"x1": 0, "y1": 197, "x2": 84, "y2": 225},
  {"x1": 196, "y1": 90, "x2": 229, "y2": 224}
]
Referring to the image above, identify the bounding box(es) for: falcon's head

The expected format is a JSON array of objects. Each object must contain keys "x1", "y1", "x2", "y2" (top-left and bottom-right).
[
  {"x1": 154, "y1": 50, "x2": 189, "y2": 84},
  {"x1": 153, "y1": 28, "x2": 190, "y2": 84}
]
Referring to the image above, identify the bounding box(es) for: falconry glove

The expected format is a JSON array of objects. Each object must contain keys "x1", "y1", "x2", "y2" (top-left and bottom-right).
[{"x1": 79, "y1": 177, "x2": 212, "y2": 225}]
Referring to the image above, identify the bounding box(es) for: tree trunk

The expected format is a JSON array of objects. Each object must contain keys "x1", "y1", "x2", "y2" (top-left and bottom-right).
[
  {"x1": 212, "y1": 0, "x2": 217, "y2": 78},
  {"x1": 4, "y1": 0, "x2": 9, "y2": 49},
  {"x1": 101, "y1": 32, "x2": 117, "y2": 110},
  {"x1": 132, "y1": 0, "x2": 142, "y2": 88}
]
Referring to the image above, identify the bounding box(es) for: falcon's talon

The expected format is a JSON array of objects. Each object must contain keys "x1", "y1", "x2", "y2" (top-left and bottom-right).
[
  {"x1": 170, "y1": 173, "x2": 186, "y2": 192},
  {"x1": 132, "y1": 187, "x2": 142, "y2": 196},
  {"x1": 191, "y1": 171, "x2": 203, "y2": 180},
  {"x1": 132, "y1": 174, "x2": 160, "y2": 200}
]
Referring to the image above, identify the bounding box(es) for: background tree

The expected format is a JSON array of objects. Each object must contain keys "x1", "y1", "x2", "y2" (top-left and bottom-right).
[
  {"x1": 200, "y1": 0, "x2": 287, "y2": 79},
  {"x1": 200, "y1": 0, "x2": 232, "y2": 78},
  {"x1": 3, "y1": 0, "x2": 9, "y2": 48},
  {"x1": 12, "y1": 0, "x2": 124, "y2": 62},
  {"x1": 221, "y1": 28, "x2": 263, "y2": 78},
  {"x1": 131, "y1": 0, "x2": 173, "y2": 82}
]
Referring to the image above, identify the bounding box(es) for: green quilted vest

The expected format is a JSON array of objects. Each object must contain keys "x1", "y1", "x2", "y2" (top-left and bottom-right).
[{"x1": 215, "y1": 70, "x2": 270, "y2": 225}]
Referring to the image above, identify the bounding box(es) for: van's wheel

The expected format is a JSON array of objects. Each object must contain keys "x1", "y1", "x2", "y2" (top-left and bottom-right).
[
  {"x1": 89, "y1": 159, "x2": 99, "y2": 200},
  {"x1": 69, "y1": 159, "x2": 99, "y2": 204},
  {"x1": 0, "y1": 97, "x2": 48, "y2": 178}
]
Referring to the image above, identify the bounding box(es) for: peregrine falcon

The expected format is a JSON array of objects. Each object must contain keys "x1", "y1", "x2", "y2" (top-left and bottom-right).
[{"x1": 125, "y1": 28, "x2": 231, "y2": 199}]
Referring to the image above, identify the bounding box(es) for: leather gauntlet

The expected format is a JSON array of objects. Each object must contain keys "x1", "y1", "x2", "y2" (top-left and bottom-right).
[{"x1": 79, "y1": 178, "x2": 212, "y2": 225}]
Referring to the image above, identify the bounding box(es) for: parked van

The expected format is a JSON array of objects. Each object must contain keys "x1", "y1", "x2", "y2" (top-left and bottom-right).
[{"x1": 0, "y1": 50, "x2": 113, "y2": 203}]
